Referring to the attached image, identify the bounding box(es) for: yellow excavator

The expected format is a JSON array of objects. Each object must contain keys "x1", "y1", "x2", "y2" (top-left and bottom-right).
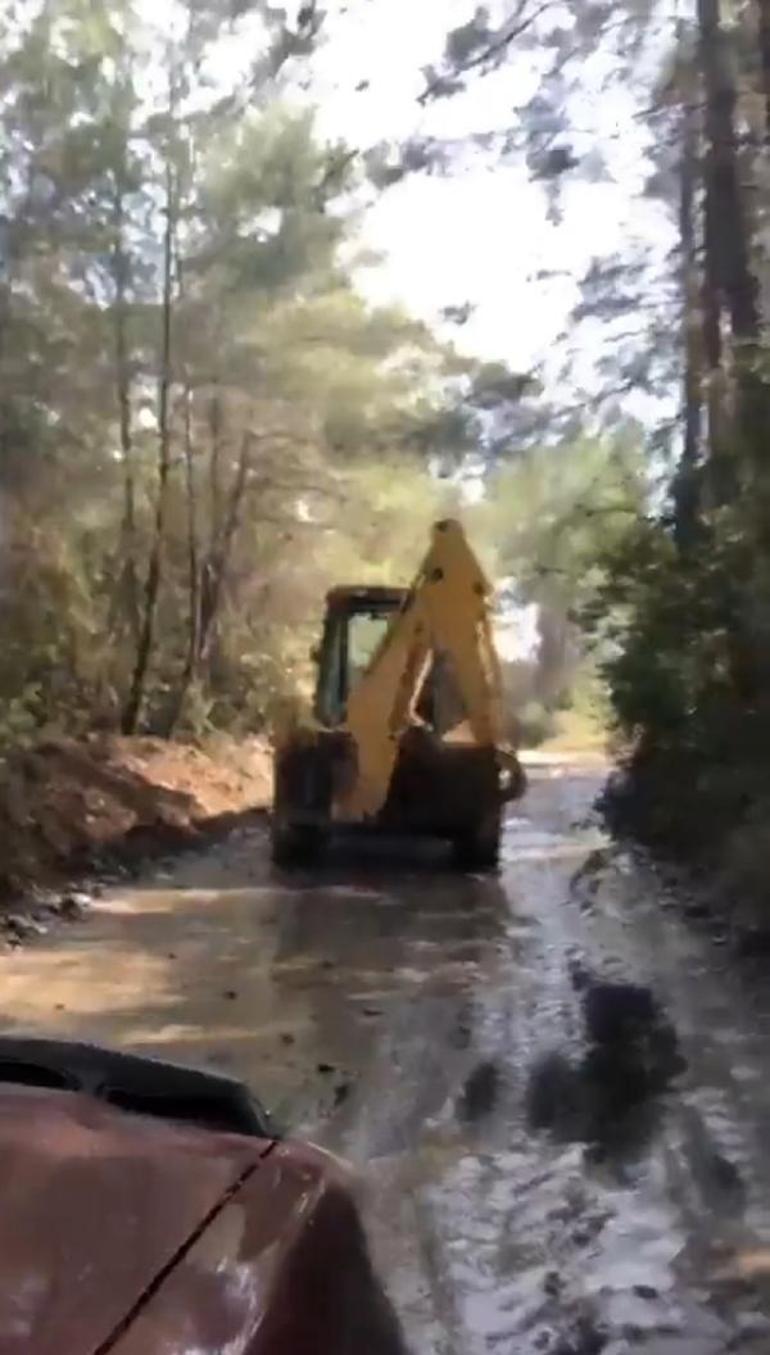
[{"x1": 271, "y1": 519, "x2": 525, "y2": 869}]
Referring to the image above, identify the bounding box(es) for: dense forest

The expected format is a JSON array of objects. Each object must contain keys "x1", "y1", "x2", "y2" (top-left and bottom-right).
[{"x1": 2, "y1": 0, "x2": 770, "y2": 889}]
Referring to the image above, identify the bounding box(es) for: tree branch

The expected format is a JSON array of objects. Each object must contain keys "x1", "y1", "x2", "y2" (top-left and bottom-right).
[{"x1": 418, "y1": 0, "x2": 557, "y2": 105}]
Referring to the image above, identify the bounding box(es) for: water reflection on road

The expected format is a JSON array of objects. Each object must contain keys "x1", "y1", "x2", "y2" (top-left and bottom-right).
[{"x1": 3, "y1": 765, "x2": 770, "y2": 1351}]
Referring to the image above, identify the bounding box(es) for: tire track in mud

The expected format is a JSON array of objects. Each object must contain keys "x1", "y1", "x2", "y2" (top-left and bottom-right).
[{"x1": 310, "y1": 770, "x2": 770, "y2": 1355}]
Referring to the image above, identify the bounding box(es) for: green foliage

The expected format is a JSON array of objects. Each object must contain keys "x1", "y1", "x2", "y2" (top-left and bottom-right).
[
  {"x1": 0, "y1": 0, "x2": 511, "y2": 740},
  {"x1": 477, "y1": 429, "x2": 645, "y2": 592},
  {"x1": 586, "y1": 509, "x2": 770, "y2": 854},
  {"x1": 468, "y1": 429, "x2": 644, "y2": 734},
  {"x1": 561, "y1": 1, "x2": 770, "y2": 870}
]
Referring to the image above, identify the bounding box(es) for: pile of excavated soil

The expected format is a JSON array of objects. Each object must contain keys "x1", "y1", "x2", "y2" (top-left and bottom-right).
[{"x1": 0, "y1": 734, "x2": 272, "y2": 899}]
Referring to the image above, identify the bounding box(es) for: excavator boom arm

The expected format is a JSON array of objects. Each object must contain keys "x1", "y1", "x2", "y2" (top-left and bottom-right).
[{"x1": 340, "y1": 519, "x2": 505, "y2": 819}]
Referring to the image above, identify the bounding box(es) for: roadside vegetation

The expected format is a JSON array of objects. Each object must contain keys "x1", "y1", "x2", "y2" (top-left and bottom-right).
[{"x1": 423, "y1": 0, "x2": 770, "y2": 902}]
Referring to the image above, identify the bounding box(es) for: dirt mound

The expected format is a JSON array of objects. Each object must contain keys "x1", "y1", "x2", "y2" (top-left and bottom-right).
[{"x1": 0, "y1": 734, "x2": 272, "y2": 898}]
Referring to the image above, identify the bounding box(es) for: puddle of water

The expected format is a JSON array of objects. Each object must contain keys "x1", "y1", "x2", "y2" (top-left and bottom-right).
[{"x1": 1, "y1": 771, "x2": 769, "y2": 1352}]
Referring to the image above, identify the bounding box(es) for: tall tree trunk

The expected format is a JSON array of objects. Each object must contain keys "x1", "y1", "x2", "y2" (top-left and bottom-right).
[
  {"x1": 701, "y1": 160, "x2": 730, "y2": 503},
  {"x1": 673, "y1": 86, "x2": 703, "y2": 549},
  {"x1": 121, "y1": 144, "x2": 176, "y2": 734},
  {"x1": 111, "y1": 176, "x2": 140, "y2": 641},
  {"x1": 699, "y1": 0, "x2": 770, "y2": 701},
  {"x1": 182, "y1": 382, "x2": 201, "y2": 679},
  {"x1": 697, "y1": 0, "x2": 759, "y2": 344},
  {"x1": 198, "y1": 431, "x2": 253, "y2": 668},
  {"x1": 164, "y1": 429, "x2": 253, "y2": 733},
  {"x1": 161, "y1": 46, "x2": 201, "y2": 738},
  {"x1": 697, "y1": 0, "x2": 766, "y2": 512},
  {"x1": 163, "y1": 383, "x2": 200, "y2": 734},
  {"x1": 757, "y1": 0, "x2": 770, "y2": 139},
  {"x1": 208, "y1": 381, "x2": 224, "y2": 547}
]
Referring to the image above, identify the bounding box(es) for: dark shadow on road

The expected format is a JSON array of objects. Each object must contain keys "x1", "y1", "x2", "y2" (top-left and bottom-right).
[{"x1": 526, "y1": 977, "x2": 687, "y2": 1170}]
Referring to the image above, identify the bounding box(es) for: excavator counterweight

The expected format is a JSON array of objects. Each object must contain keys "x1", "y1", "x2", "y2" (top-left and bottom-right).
[{"x1": 271, "y1": 519, "x2": 525, "y2": 869}]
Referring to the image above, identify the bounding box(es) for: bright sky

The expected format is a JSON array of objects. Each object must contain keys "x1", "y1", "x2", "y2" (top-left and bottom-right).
[
  {"x1": 202, "y1": 0, "x2": 674, "y2": 385},
  {"x1": 304, "y1": 0, "x2": 673, "y2": 382}
]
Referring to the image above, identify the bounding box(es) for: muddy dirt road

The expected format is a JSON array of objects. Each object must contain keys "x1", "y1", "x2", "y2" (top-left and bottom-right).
[{"x1": 4, "y1": 763, "x2": 770, "y2": 1353}]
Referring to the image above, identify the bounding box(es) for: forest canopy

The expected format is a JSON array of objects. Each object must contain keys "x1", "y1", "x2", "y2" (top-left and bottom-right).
[{"x1": 7, "y1": 0, "x2": 770, "y2": 887}]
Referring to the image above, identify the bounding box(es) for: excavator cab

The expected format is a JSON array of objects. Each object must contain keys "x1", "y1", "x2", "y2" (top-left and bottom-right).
[
  {"x1": 271, "y1": 520, "x2": 525, "y2": 870},
  {"x1": 314, "y1": 587, "x2": 405, "y2": 728},
  {"x1": 313, "y1": 586, "x2": 460, "y2": 734}
]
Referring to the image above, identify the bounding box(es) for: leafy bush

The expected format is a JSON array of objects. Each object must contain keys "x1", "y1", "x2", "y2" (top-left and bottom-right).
[{"x1": 588, "y1": 515, "x2": 770, "y2": 861}]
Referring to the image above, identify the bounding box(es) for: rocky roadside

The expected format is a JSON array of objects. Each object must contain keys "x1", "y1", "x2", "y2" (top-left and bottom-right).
[{"x1": 0, "y1": 733, "x2": 272, "y2": 944}]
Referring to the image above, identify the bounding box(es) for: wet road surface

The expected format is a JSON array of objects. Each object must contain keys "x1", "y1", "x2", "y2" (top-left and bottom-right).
[{"x1": 4, "y1": 763, "x2": 770, "y2": 1352}]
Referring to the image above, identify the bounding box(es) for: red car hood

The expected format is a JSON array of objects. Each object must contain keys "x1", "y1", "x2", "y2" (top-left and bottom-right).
[{"x1": 0, "y1": 1085, "x2": 272, "y2": 1354}]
